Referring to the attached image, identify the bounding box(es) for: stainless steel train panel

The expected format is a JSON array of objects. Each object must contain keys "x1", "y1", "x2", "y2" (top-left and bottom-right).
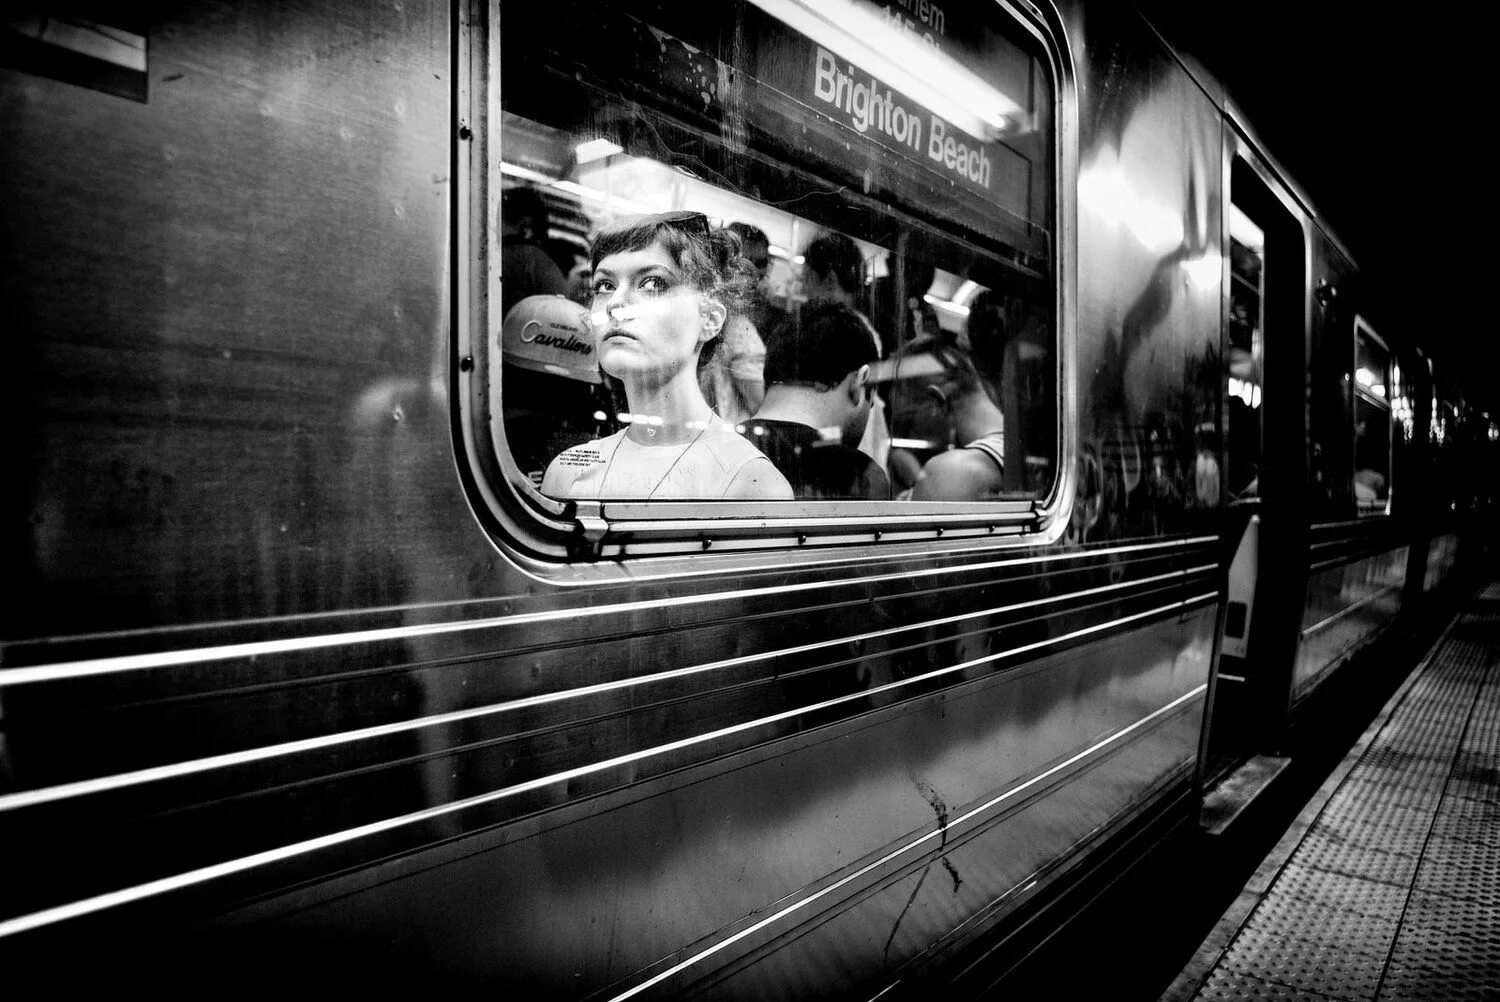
[
  {"x1": 191, "y1": 605, "x2": 1213, "y2": 996},
  {"x1": 1068, "y1": 3, "x2": 1224, "y2": 544},
  {"x1": 1293, "y1": 520, "x2": 1409, "y2": 702},
  {"x1": 3, "y1": 1, "x2": 462, "y2": 638},
  {"x1": 2, "y1": 538, "x2": 1217, "y2": 941}
]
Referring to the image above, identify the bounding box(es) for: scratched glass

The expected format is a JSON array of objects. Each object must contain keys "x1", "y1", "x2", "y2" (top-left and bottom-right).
[{"x1": 494, "y1": 0, "x2": 1056, "y2": 503}]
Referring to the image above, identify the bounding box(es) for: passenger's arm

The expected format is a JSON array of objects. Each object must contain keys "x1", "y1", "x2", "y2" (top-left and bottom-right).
[{"x1": 911, "y1": 450, "x2": 1002, "y2": 501}]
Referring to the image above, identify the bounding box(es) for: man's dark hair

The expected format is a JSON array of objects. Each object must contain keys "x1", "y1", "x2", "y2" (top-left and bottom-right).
[
  {"x1": 763, "y1": 300, "x2": 881, "y2": 388},
  {"x1": 501, "y1": 185, "x2": 551, "y2": 241},
  {"x1": 726, "y1": 222, "x2": 770, "y2": 273},
  {"x1": 803, "y1": 232, "x2": 863, "y2": 297}
]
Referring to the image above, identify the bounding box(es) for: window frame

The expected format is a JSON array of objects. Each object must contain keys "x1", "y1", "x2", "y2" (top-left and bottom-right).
[{"x1": 456, "y1": 0, "x2": 1077, "y2": 563}]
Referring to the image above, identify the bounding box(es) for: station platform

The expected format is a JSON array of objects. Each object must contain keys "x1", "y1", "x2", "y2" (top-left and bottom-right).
[{"x1": 1163, "y1": 582, "x2": 1500, "y2": 1002}]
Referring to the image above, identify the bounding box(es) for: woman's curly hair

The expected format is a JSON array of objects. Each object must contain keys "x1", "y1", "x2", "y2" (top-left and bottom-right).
[{"x1": 589, "y1": 215, "x2": 758, "y2": 320}]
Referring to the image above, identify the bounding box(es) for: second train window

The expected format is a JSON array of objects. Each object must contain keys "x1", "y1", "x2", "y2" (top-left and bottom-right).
[{"x1": 1353, "y1": 318, "x2": 1392, "y2": 514}]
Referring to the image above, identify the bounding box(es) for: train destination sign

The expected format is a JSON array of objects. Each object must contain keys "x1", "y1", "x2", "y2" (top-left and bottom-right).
[
  {"x1": 811, "y1": 46, "x2": 997, "y2": 190},
  {"x1": 743, "y1": 0, "x2": 1033, "y2": 226}
]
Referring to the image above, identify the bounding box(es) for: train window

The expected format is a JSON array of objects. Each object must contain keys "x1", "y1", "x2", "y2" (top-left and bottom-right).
[
  {"x1": 1388, "y1": 355, "x2": 1414, "y2": 512},
  {"x1": 1353, "y1": 317, "x2": 1391, "y2": 514},
  {"x1": 1225, "y1": 202, "x2": 1264, "y2": 499},
  {"x1": 1430, "y1": 379, "x2": 1454, "y2": 449},
  {"x1": 489, "y1": 0, "x2": 1057, "y2": 518},
  {"x1": 1390, "y1": 358, "x2": 1414, "y2": 444}
]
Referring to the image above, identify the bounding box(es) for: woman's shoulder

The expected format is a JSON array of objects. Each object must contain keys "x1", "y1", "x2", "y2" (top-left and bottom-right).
[
  {"x1": 702, "y1": 422, "x2": 792, "y2": 499},
  {"x1": 700, "y1": 421, "x2": 768, "y2": 463}
]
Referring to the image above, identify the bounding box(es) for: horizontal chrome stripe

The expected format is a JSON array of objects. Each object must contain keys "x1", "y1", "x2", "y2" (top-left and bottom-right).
[
  {"x1": 1309, "y1": 518, "x2": 1398, "y2": 534},
  {"x1": 1308, "y1": 544, "x2": 1405, "y2": 574},
  {"x1": 1300, "y1": 581, "x2": 1401, "y2": 639},
  {"x1": 1, "y1": 536, "x2": 1218, "y2": 687},
  {"x1": 608, "y1": 682, "x2": 1210, "y2": 1001},
  {"x1": 0, "y1": 593, "x2": 1216, "y2": 939},
  {"x1": 0, "y1": 566, "x2": 1215, "y2": 812}
]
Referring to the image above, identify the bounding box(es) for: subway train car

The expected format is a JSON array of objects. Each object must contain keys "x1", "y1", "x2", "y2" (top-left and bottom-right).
[{"x1": 2, "y1": 1, "x2": 1495, "y2": 996}]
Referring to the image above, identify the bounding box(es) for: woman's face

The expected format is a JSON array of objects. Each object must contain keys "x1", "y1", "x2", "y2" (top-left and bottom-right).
[{"x1": 589, "y1": 241, "x2": 719, "y2": 385}]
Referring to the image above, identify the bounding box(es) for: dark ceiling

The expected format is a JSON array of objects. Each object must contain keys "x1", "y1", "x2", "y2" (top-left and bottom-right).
[{"x1": 1134, "y1": 1, "x2": 1493, "y2": 414}]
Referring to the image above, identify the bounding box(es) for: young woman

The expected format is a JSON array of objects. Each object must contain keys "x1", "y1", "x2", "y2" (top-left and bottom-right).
[{"x1": 541, "y1": 212, "x2": 793, "y2": 500}]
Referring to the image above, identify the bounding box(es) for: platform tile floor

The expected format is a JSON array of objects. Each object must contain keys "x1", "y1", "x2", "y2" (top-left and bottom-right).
[{"x1": 1173, "y1": 583, "x2": 1500, "y2": 1002}]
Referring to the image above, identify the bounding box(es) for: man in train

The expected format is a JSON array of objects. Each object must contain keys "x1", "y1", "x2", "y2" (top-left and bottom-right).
[
  {"x1": 800, "y1": 231, "x2": 892, "y2": 472},
  {"x1": 739, "y1": 300, "x2": 890, "y2": 499},
  {"x1": 499, "y1": 184, "x2": 567, "y2": 320}
]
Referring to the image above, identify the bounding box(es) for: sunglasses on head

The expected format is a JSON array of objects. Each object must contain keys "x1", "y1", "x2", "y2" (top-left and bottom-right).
[{"x1": 648, "y1": 209, "x2": 712, "y2": 238}]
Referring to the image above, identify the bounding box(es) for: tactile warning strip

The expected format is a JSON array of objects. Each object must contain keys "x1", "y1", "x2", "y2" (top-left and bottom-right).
[
  {"x1": 1413, "y1": 837, "x2": 1500, "y2": 909},
  {"x1": 1304, "y1": 812, "x2": 1432, "y2": 859},
  {"x1": 1197, "y1": 966, "x2": 1345, "y2": 1001},
  {"x1": 1377, "y1": 962, "x2": 1500, "y2": 1002},
  {"x1": 1179, "y1": 584, "x2": 1500, "y2": 1001},
  {"x1": 1295, "y1": 828, "x2": 1420, "y2": 888},
  {"x1": 1400, "y1": 889, "x2": 1500, "y2": 947}
]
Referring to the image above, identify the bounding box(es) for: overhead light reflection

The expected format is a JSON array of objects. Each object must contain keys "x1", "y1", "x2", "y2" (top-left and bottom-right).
[
  {"x1": 548, "y1": 179, "x2": 657, "y2": 215},
  {"x1": 498, "y1": 162, "x2": 552, "y2": 185},
  {"x1": 1228, "y1": 376, "x2": 1262, "y2": 408},
  {"x1": 1229, "y1": 205, "x2": 1265, "y2": 253},
  {"x1": 575, "y1": 138, "x2": 623, "y2": 164},
  {"x1": 1079, "y1": 163, "x2": 1183, "y2": 251},
  {"x1": 1183, "y1": 254, "x2": 1223, "y2": 290},
  {"x1": 1354, "y1": 367, "x2": 1386, "y2": 397},
  {"x1": 499, "y1": 161, "x2": 661, "y2": 217}
]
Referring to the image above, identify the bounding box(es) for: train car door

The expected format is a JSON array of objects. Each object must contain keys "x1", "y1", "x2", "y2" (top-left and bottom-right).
[{"x1": 1201, "y1": 144, "x2": 1308, "y2": 786}]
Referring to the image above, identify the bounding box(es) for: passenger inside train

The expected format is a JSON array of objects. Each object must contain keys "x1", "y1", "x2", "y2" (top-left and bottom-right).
[
  {"x1": 539, "y1": 212, "x2": 793, "y2": 500},
  {"x1": 740, "y1": 300, "x2": 891, "y2": 499},
  {"x1": 498, "y1": 186, "x2": 567, "y2": 319},
  {"x1": 908, "y1": 373, "x2": 1008, "y2": 502},
  {"x1": 798, "y1": 231, "x2": 894, "y2": 473}
]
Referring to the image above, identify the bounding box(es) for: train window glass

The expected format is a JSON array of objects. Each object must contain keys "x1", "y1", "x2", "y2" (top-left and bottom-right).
[
  {"x1": 1389, "y1": 357, "x2": 1414, "y2": 511},
  {"x1": 1430, "y1": 387, "x2": 1453, "y2": 449},
  {"x1": 1390, "y1": 359, "x2": 1414, "y2": 443},
  {"x1": 1225, "y1": 202, "x2": 1264, "y2": 499},
  {"x1": 492, "y1": 0, "x2": 1056, "y2": 508},
  {"x1": 1353, "y1": 317, "x2": 1391, "y2": 514}
]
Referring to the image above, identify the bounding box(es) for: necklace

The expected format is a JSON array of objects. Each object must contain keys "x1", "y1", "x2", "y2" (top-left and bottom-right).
[{"x1": 598, "y1": 419, "x2": 712, "y2": 499}]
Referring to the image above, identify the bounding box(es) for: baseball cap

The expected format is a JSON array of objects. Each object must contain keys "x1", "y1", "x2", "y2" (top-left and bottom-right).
[{"x1": 500, "y1": 295, "x2": 601, "y2": 384}]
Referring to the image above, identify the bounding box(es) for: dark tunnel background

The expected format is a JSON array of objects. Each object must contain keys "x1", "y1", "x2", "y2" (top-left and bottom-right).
[{"x1": 1137, "y1": 1, "x2": 1494, "y2": 417}]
